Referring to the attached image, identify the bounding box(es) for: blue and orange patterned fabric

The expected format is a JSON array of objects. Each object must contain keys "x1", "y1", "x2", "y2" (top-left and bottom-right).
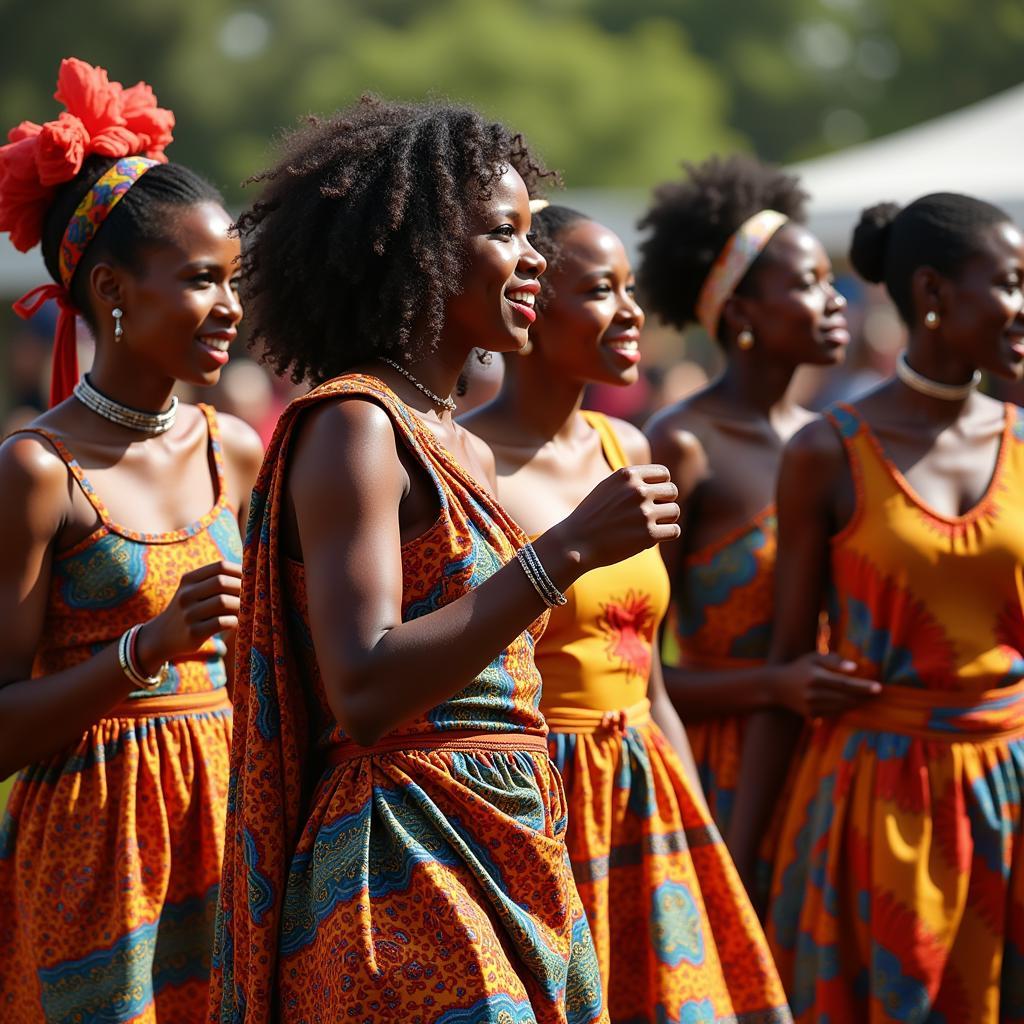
[
  {"x1": 0, "y1": 405, "x2": 241, "y2": 1023},
  {"x1": 768, "y1": 401, "x2": 1024, "y2": 1022},
  {"x1": 661, "y1": 507, "x2": 776, "y2": 835},
  {"x1": 541, "y1": 412, "x2": 791, "y2": 1024},
  {"x1": 210, "y1": 374, "x2": 608, "y2": 1024}
]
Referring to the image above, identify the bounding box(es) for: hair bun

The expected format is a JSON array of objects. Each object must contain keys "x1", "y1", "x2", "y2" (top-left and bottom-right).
[{"x1": 849, "y1": 201, "x2": 900, "y2": 284}]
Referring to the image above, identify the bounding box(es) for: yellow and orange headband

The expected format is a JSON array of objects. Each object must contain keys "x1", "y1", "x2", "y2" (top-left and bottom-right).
[{"x1": 694, "y1": 209, "x2": 789, "y2": 336}]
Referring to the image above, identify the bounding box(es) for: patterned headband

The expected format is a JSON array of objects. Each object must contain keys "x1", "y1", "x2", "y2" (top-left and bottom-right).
[
  {"x1": 58, "y1": 155, "x2": 158, "y2": 287},
  {"x1": 694, "y1": 209, "x2": 789, "y2": 336}
]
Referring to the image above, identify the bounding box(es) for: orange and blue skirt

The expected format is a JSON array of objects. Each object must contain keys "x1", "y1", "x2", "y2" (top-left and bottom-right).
[
  {"x1": 547, "y1": 699, "x2": 792, "y2": 1024},
  {"x1": 768, "y1": 681, "x2": 1024, "y2": 1022}
]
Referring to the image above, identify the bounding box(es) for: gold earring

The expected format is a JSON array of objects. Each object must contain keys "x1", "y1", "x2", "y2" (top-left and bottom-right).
[
  {"x1": 737, "y1": 328, "x2": 755, "y2": 351},
  {"x1": 925, "y1": 310, "x2": 940, "y2": 329}
]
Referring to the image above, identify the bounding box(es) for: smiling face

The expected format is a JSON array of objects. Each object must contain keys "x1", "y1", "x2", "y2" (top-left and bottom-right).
[
  {"x1": 107, "y1": 201, "x2": 243, "y2": 386},
  {"x1": 441, "y1": 166, "x2": 546, "y2": 356},
  {"x1": 530, "y1": 218, "x2": 645, "y2": 387},
  {"x1": 935, "y1": 221, "x2": 1024, "y2": 380},
  {"x1": 729, "y1": 223, "x2": 849, "y2": 366}
]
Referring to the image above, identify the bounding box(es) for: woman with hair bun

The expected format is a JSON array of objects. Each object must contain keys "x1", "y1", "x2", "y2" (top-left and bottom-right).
[
  {"x1": 737, "y1": 192, "x2": 1024, "y2": 1021},
  {"x1": 0, "y1": 59, "x2": 262, "y2": 1022},
  {"x1": 210, "y1": 98, "x2": 679, "y2": 1024},
  {"x1": 639, "y1": 156, "x2": 866, "y2": 900},
  {"x1": 464, "y1": 201, "x2": 791, "y2": 1024}
]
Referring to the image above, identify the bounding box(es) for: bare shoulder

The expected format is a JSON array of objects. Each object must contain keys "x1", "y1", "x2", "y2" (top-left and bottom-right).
[
  {"x1": 214, "y1": 411, "x2": 265, "y2": 475},
  {"x1": 782, "y1": 415, "x2": 847, "y2": 477},
  {"x1": 602, "y1": 415, "x2": 651, "y2": 464},
  {"x1": 0, "y1": 431, "x2": 71, "y2": 537},
  {"x1": 643, "y1": 401, "x2": 708, "y2": 481}
]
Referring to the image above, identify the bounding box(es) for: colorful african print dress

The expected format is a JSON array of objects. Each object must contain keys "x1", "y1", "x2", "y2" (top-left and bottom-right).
[
  {"x1": 0, "y1": 405, "x2": 241, "y2": 1024},
  {"x1": 210, "y1": 374, "x2": 607, "y2": 1024},
  {"x1": 541, "y1": 412, "x2": 791, "y2": 1024},
  {"x1": 661, "y1": 506, "x2": 777, "y2": 836},
  {"x1": 768, "y1": 401, "x2": 1024, "y2": 1023}
]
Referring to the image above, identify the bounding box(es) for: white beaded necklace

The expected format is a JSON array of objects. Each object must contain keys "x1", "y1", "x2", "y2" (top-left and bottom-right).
[
  {"x1": 73, "y1": 375, "x2": 178, "y2": 435},
  {"x1": 896, "y1": 352, "x2": 981, "y2": 402}
]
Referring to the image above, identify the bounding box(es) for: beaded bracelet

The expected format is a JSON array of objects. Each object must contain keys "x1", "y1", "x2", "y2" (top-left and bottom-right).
[
  {"x1": 117, "y1": 624, "x2": 168, "y2": 690},
  {"x1": 515, "y1": 542, "x2": 568, "y2": 608}
]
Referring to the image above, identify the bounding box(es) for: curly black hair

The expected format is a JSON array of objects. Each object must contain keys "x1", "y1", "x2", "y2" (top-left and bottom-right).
[
  {"x1": 849, "y1": 193, "x2": 1010, "y2": 324},
  {"x1": 636, "y1": 155, "x2": 808, "y2": 338},
  {"x1": 40, "y1": 155, "x2": 222, "y2": 331},
  {"x1": 237, "y1": 95, "x2": 554, "y2": 385}
]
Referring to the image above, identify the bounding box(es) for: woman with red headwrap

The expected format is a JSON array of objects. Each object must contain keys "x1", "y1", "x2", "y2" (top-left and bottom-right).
[{"x1": 0, "y1": 59, "x2": 262, "y2": 1022}]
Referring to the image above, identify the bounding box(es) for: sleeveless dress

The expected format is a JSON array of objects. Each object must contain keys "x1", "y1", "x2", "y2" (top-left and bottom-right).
[
  {"x1": 661, "y1": 506, "x2": 777, "y2": 834},
  {"x1": 0, "y1": 405, "x2": 242, "y2": 1024},
  {"x1": 768, "y1": 402, "x2": 1024, "y2": 1023},
  {"x1": 210, "y1": 375, "x2": 607, "y2": 1024},
  {"x1": 542, "y1": 412, "x2": 791, "y2": 1024}
]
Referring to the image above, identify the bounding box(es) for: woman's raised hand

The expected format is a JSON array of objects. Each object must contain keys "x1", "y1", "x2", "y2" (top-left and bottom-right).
[
  {"x1": 547, "y1": 465, "x2": 680, "y2": 573},
  {"x1": 134, "y1": 561, "x2": 242, "y2": 674}
]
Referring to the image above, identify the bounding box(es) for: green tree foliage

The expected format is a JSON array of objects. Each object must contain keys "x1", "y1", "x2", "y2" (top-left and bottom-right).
[{"x1": 0, "y1": 0, "x2": 737, "y2": 197}]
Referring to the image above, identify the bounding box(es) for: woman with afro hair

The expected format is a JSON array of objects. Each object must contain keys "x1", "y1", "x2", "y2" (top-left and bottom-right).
[
  {"x1": 639, "y1": 156, "x2": 874, "y2": 904},
  {"x1": 464, "y1": 202, "x2": 791, "y2": 1024},
  {"x1": 210, "y1": 97, "x2": 680, "y2": 1024},
  {"x1": 742, "y1": 193, "x2": 1024, "y2": 1021}
]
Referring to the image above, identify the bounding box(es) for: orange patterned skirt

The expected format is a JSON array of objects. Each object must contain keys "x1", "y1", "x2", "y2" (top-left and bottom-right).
[
  {"x1": 0, "y1": 694, "x2": 231, "y2": 1023},
  {"x1": 546, "y1": 701, "x2": 792, "y2": 1023}
]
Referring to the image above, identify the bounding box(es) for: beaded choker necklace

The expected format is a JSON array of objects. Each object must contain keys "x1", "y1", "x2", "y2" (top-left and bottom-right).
[
  {"x1": 73, "y1": 374, "x2": 178, "y2": 435},
  {"x1": 379, "y1": 357, "x2": 456, "y2": 412},
  {"x1": 896, "y1": 352, "x2": 981, "y2": 402}
]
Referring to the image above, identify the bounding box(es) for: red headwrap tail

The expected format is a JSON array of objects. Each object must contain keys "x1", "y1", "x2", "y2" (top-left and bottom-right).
[{"x1": 13, "y1": 283, "x2": 79, "y2": 407}]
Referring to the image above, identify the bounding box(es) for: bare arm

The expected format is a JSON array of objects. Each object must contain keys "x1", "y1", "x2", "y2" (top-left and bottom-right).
[
  {"x1": 0, "y1": 437, "x2": 245, "y2": 777},
  {"x1": 726, "y1": 420, "x2": 878, "y2": 887},
  {"x1": 290, "y1": 399, "x2": 680, "y2": 746}
]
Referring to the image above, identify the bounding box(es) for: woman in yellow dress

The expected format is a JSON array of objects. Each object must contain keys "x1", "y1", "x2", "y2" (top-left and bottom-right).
[{"x1": 464, "y1": 203, "x2": 791, "y2": 1024}]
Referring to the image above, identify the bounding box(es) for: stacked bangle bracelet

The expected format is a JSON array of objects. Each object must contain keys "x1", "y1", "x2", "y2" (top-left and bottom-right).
[
  {"x1": 516, "y1": 542, "x2": 568, "y2": 608},
  {"x1": 117, "y1": 624, "x2": 169, "y2": 690}
]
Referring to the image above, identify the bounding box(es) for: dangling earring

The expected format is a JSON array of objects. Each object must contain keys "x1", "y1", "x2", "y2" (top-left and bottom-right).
[
  {"x1": 737, "y1": 328, "x2": 755, "y2": 351},
  {"x1": 924, "y1": 310, "x2": 940, "y2": 329},
  {"x1": 519, "y1": 339, "x2": 534, "y2": 356},
  {"x1": 112, "y1": 307, "x2": 124, "y2": 342}
]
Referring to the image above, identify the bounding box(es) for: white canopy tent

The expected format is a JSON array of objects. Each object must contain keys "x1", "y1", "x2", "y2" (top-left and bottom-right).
[{"x1": 791, "y1": 82, "x2": 1024, "y2": 254}]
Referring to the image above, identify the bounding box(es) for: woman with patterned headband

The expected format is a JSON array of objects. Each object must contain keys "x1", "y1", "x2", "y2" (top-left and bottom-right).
[
  {"x1": 746, "y1": 194, "x2": 1024, "y2": 1021},
  {"x1": 463, "y1": 201, "x2": 791, "y2": 1024},
  {"x1": 0, "y1": 59, "x2": 262, "y2": 1022},
  {"x1": 639, "y1": 156, "x2": 875, "y2": 906}
]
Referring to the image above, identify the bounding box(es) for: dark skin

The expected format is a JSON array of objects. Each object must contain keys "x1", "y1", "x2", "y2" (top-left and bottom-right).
[
  {"x1": 0, "y1": 201, "x2": 263, "y2": 778},
  {"x1": 463, "y1": 218, "x2": 702, "y2": 793},
  {"x1": 728, "y1": 219, "x2": 1024, "y2": 894},
  {"x1": 279, "y1": 170, "x2": 680, "y2": 746},
  {"x1": 645, "y1": 223, "x2": 880, "y2": 723}
]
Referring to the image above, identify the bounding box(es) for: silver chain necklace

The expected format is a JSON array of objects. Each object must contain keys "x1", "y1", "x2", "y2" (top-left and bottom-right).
[
  {"x1": 379, "y1": 357, "x2": 456, "y2": 412},
  {"x1": 73, "y1": 375, "x2": 179, "y2": 435},
  {"x1": 896, "y1": 352, "x2": 981, "y2": 401}
]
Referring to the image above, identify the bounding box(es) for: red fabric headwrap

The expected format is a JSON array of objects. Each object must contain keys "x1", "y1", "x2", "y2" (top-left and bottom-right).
[{"x1": 13, "y1": 283, "x2": 79, "y2": 407}]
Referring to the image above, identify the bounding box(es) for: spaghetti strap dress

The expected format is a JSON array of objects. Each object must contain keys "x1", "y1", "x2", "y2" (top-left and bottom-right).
[
  {"x1": 0, "y1": 404, "x2": 242, "y2": 1023},
  {"x1": 210, "y1": 375, "x2": 607, "y2": 1024},
  {"x1": 541, "y1": 411, "x2": 792, "y2": 1024},
  {"x1": 768, "y1": 401, "x2": 1024, "y2": 1022}
]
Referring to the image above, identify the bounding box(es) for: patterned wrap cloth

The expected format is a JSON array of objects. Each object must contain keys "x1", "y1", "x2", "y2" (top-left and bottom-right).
[
  {"x1": 209, "y1": 374, "x2": 608, "y2": 1024},
  {"x1": 0, "y1": 405, "x2": 241, "y2": 1023},
  {"x1": 768, "y1": 402, "x2": 1024, "y2": 1023},
  {"x1": 541, "y1": 412, "x2": 792, "y2": 1024}
]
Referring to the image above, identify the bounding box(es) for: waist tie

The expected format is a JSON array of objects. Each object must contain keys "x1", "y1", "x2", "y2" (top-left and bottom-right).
[
  {"x1": 325, "y1": 729, "x2": 550, "y2": 767},
  {"x1": 106, "y1": 688, "x2": 232, "y2": 719},
  {"x1": 839, "y1": 679, "x2": 1024, "y2": 742},
  {"x1": 543, "y1": 698, "x2": 651, "y2": 736}
]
